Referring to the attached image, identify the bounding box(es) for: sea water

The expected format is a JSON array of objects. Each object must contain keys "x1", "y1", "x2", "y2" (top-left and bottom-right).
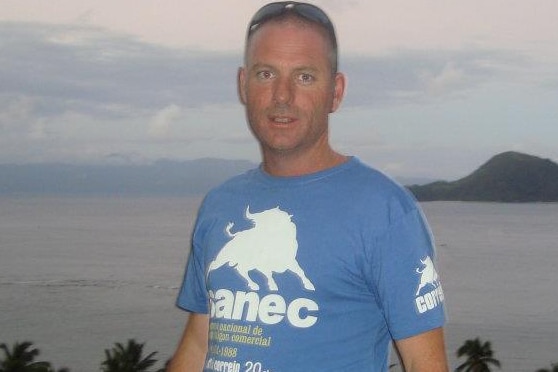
[{"x1": 1, "y1": 197, "x2": 557, "y2": 371}]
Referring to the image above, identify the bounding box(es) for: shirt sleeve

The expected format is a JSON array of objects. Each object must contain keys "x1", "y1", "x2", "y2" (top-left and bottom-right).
[
  {"x1": 369, "y1": 206, "x2": 446, "y2": 340},
  {"x1": 176, "y1": 224, "x2": 210, "y2": 314}
]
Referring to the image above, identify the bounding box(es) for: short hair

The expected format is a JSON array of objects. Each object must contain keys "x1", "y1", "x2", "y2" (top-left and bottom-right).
[{"x1": 245, "y1": 2, "x2": 338, "y2": 73}]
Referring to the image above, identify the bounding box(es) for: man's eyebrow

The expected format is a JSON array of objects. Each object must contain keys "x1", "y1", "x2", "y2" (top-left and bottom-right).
[
  {"x1": 254, "y1": 63, "x2": 319, "y2": 72},
  {"x1": 294, "y1": 66, "x2": 319, "y2": 73},
  {"x1": 248, "y1": 63, "x2": 321, "y2": 75},
  {"x1": 249, "y1": 63, "x2": 273, "y2": 70}
]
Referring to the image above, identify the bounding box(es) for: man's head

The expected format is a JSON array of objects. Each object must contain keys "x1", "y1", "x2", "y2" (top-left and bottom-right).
[
  {"x1": 245, "y1": 2, "x2": 338, "y2": 74},
  {"x1": 238, "y1": 2, "x2": 345, "y2": 173}
]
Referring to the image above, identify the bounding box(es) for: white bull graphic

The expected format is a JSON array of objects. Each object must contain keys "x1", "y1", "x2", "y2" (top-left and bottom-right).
[
  {"x1": 207, "y1": 206, "x2": 315, "y2": 292},
  {"x1": 415, "y1": 256, "x2": 440, "y2": 295}
]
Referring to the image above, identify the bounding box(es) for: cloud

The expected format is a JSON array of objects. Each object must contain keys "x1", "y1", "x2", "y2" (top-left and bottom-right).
[
  {"x1": 0, "y1": 20, "x2": 552, "y2": 174},
  {"x1": 421, "y1": 62, "x2": 465, "y2": 96},
  {"x1": 0, "y1": 22, "x2": 240, "y2": 117},
  {"x1": 0, "y1": 95, "x2": 34, "y2": 131},
  {"x1": 148, "y1": 104, "x2": 183, "y2": 139},
  {"x1": 1, "y1": 21, "x2": 530, "y2": 119},
  {"x1": 341, "y1": 48, "x2": 526, "y2": 107}
]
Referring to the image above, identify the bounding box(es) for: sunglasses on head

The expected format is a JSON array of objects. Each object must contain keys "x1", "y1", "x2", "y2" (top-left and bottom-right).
[{"x1": 247, "y1": 1, "x2": 336, "y2": 48}]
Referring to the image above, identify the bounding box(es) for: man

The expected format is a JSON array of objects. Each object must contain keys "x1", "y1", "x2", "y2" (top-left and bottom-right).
[{"x1": 168, "y1": 2, "x2": 448, "y2": 371}]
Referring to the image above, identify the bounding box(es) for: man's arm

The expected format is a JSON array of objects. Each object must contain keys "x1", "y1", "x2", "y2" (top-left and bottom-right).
[
  {"x1": 394, "y1": 327, "x2": 449, "y2": 372},
  {"x1": 167, "y1": 313, "x2": 209, "y2": 371}
]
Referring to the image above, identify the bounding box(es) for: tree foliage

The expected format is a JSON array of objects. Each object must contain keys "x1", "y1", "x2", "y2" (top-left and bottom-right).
[
  {"x1": 536, "y1": 363, "x2": 558, "y2": 372},
  {"x1": 455, "y1": 337, "x2": 501, "y2": 372},
  {"x1": 0, "y1": 341, "x2": 67, "y2": 372},
  {"x1": 101, "y1": 339, "x2": 164, "y2": 372},
  {"x1": 4, "y1": 336, "x2": 556, "y2": 372}
]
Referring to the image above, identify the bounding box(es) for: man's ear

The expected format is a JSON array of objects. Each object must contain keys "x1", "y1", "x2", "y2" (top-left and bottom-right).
[
  {"x1": 330, "y1": 72, "x2": 346, "y2": 113},
  {"x1": 238, "y1": 67, "x2": 247, "y2": 105}
]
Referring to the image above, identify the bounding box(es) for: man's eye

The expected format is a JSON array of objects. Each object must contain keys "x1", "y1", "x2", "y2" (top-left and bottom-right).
[
  {"x1": 298, "y1": 73, "x2": 315, "y2": 84},
  {"x1": 256, "y1": 71, "x2": 274, "y2": 80}
]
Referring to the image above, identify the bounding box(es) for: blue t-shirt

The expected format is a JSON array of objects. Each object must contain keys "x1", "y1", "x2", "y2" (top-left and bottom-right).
[{"x1": 177, "y1": 157, "x2": 445, "y2": 371}]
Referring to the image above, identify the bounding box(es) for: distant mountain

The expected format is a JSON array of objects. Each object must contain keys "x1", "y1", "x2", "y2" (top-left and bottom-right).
[
  {"x1": 4, "y1": 153, "x2": 556, "y2": 200},
  {"x1": 396, "y1": 176, "x2": 436, "y2": 186},
  {"x1": 0, "y1": 158, "x2": 256, "y2": 196},
  {"x1": 408, "y1": 151, "x2": 558, "y2": 202}
]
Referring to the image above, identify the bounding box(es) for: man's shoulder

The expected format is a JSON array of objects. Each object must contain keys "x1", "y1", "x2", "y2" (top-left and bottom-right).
[
  {"x1": 343, "y1": 158, "x2": 420, "y2": 214},
  {"x1": 345, "y1": 158, "x2": 408, "y2": 192},
  {"x1": 202, "y1": 166, "x2": 260, "y2": 200}
]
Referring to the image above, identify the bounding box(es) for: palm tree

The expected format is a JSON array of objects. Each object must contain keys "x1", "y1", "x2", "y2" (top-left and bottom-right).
[
  {"x1": 101, "y1": 339, "x2": 163, "y2": 372},
  {"x1": 47, "y1": 366, "x2": 69, "y2": 372},
  {"x1": 46, "y1": 367, "x2": 69, "y2": 372},
  {"x1": 455, "y1": 337, "x2": 501, "y2": 372},
  {"x1": 536, "y1": 363, "x2": 558, "y2": 372},
  {"x1": 0, "y1": 341, "x2": 52, "y2": 372}
]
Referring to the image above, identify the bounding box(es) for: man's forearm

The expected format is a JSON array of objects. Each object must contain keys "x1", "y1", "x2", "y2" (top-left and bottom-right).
[
  {"x1": 395, "y1": 327, "x2": 449, "y2": 372},
  {"x1": 168, "y1": 313, "x2": 209, "y2": 371}
]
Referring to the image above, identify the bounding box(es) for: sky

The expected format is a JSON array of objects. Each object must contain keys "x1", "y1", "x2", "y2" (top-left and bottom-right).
[{"x1": 1, "y1": 0, "x2": 557, "y2": 180}]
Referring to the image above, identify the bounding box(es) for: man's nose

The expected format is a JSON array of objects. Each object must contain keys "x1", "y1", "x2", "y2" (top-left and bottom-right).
[{"x1": 273, "y1": 76, "x2": 293, "y2": 104}]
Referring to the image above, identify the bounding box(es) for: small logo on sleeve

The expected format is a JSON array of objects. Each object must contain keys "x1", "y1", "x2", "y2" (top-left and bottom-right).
[{"x1": 414, "y1": 256, "x2": 444, "y2": 314}]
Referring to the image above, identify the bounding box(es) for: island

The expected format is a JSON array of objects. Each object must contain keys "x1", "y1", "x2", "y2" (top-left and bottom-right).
[{"x1": 407, "y1": 151, "x2": 558, "y2": 202}]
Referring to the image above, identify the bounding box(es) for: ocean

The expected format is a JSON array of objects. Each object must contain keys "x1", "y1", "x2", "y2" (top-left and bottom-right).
[{"x1": 1, "y1": 196, "x2": 557, "y2": 371}]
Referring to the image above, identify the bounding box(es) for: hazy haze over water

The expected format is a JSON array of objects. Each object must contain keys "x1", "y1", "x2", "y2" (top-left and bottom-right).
[{"x1": 1, "y1": 197, "x2": 557, "y2": 371}]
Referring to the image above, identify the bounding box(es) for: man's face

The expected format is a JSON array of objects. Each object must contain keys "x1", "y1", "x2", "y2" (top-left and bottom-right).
[{"x1": 239, "y1": 19, "x2": 344, "y2": 161}]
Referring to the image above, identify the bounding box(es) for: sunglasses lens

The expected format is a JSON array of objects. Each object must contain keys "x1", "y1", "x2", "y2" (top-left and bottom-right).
[
  {"x1": 249, "y1": 3, "x2": 287, "y2": 32},
  {"x1": 294, "y1": 4, "x2": 331, "y2": 26},
  {"x1": 248, "y1": 2, "x2": 333, "y2": 36}
]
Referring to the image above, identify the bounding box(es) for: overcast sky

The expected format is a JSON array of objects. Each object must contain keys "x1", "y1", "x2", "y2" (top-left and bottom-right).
[{"x1": 1, "y1": 0, "x2": 557, "y2": 180}]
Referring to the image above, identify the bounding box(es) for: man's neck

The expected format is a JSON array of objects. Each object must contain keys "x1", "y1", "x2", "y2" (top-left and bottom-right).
[{"x1": 261, "y1": 148, "x2": 348, "y2": 177}]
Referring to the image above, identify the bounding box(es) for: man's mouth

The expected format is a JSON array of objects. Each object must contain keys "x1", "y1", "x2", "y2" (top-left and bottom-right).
[{"x1": 270, "y1": 115, "x2": 296, "y2": 124}]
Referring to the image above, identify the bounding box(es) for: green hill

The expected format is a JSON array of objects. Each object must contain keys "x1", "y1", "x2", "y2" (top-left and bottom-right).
[{"x1": 408, "y1": 151, "x2": 558, "y2": 202}]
